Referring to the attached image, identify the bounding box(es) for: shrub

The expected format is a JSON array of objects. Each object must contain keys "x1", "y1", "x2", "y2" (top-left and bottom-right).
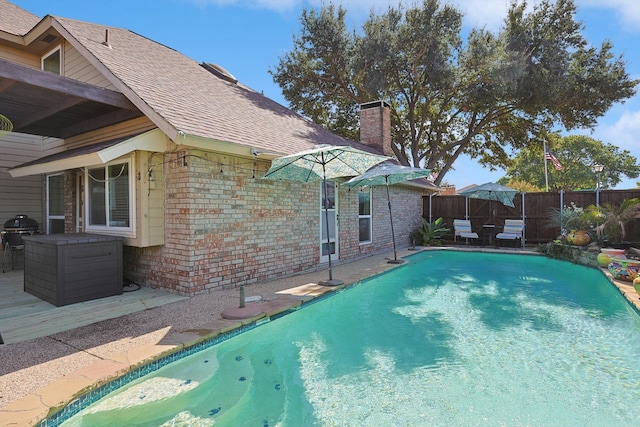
[{"x1": 413, "y1": 217, "x2": 449, "y2": 246}]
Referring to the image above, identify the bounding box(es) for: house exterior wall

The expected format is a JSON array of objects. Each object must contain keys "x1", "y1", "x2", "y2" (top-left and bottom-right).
[
  {"x1": 0, "y1": 132, "x2": 62, "y2": 229},
  {"x1": 135, "y1": 151, "x2": 165, "y2": 247},
  {"x1": 123, "y1": 149, "x2": 320, "y2": 295},
  {"x1": 63, "y1": 170, "x2": 76, "y2": 233},
  {"x1": 380, "y1": 185, "x2": 425, "y2": 248},
  {"x1": 65, "y1": 122, "x2": 166, "y2": 247},
  {"x1": 63, "y1": 41, "x2": 117, "y2": 90},
  {"x1": 64, "y1": 116, "x2": 156, "y2": 149},
  {"x1": 122, "y1": 148, "x2": 426, "y2": 295},
  {"x1": 0, "y1": 39, "x2": 115, "y2": 90},
  {"x1": 0, "y1": 43, "x2": 39, "y2": 67},
  {"x1": 339, "y1": 184, "x2": 424, "y2": 260}
]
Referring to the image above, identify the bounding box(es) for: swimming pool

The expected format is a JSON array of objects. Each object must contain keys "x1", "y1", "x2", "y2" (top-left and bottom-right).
[{"x1": 60, "y1": 250, "x2": 640, "y2": 426}]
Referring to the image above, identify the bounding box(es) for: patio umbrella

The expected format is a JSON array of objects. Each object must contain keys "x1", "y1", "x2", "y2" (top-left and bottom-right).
[
  {"x1": 459, "y1": 182, "x2": 517, "y2": 223},
  {"x1": 262, "y1": 145, "x2": 390, "y2": 285},
  {"x1": 344, "y1": 163, "x2": 433, "y2": 264}
]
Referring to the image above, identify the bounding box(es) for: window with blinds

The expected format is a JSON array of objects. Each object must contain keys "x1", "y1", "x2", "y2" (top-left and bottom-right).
[{"x1": 87, "y1": 160, "x2": 131, "y2": 230}]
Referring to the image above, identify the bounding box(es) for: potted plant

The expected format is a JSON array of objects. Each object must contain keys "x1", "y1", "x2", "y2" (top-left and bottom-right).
[
  {"x1": 545, "y1": 202, "x2": 593, "y2": 246},
  {"x1": 584, "y1": 198, "x2": 640, "y2": 248}
]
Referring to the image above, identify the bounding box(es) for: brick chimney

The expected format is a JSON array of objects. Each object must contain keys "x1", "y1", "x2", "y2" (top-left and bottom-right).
[{"x1": 360, "y1": 100, "x2": 392, "y2": 156}]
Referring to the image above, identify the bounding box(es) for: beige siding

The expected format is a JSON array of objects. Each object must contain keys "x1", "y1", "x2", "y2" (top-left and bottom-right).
[
  {"x1": 0, "y1": 44, "x2": 39, "y2": 67},
  {"x1": 127, "y1": 150, "x2": 165, "y2": 248},
  {"x1": 0, "y1": 41, "x2": 117, "y2": 89},
  {"x1": 63, "y1": 41, "x2": 116, "y2": 90},
  {"x1": 0, "y1": 133, "x2": 48, "y2": 227},
  {"x1": 64, "y1": 117, "x2": 157, "y2": 149}
]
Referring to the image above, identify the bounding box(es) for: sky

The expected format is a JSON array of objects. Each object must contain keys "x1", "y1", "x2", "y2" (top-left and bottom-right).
[{"x1": 12, "y1": 0, "x2": 640, "y2": 190}]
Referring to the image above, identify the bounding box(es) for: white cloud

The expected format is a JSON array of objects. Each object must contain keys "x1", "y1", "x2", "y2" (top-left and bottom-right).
[
  {"x1": 592, "y1": 108, "x2": 640, "y2": 151},
  {"x1": 452, "y1": 0, "x2": 640, "y2": 33},
  {"x1": 579, "y1": 0, "x2": 640, "y2": 30},
  {"x1": 186, "y1": 0, "x2": 639, "y2": 31}
]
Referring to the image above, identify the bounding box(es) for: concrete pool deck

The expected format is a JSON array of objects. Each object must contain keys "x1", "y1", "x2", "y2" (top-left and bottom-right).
[{"x1": 1, "y1": 246, "x2": 638, "y2": 427}]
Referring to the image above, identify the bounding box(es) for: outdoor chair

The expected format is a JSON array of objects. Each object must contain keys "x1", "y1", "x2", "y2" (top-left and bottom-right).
[
  {"x1": 495, "y1": 219, "x2": 524, "y2": 248},
  {"x1": 453, "y1": 219, "x2": 479, "y2": 244},
  {"x1": 2, "y1": 232, "x2": 25, "y2": 273}
]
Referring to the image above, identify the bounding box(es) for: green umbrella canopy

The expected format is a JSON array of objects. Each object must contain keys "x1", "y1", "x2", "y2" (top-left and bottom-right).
[
  {"x1": 344, "y1": 163, "x2": 433, "y2": 264},
  {"x1": 262, "y1": 145, "x2": 390, "y2": 182},
  {"x1": 344, "y1": 163, "x2": 433, "y2": 188},
  {"x1": 459, "y1": 182, "x2": 517, "y2": 208}
]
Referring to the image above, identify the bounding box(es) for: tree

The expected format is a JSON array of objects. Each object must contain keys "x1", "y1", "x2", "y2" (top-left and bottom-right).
[
  {"x1": 585, "y1": 198, "x2": 640, "y2": 243},
  {"x1": 501, "y1": 179, "x2": 543, "y2": 193},
  {"x1": 499, "y1": 134, "x2": 640, "y2": 190},
  {"x1": 270, "y1": 0, "x2": 638, "y2": 186}
]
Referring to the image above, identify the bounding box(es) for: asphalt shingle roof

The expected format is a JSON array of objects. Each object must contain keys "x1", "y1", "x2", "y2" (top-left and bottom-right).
[
  {"x1": 53, "y1": 16, "x2": 376, "y2": 156},
  {"x1": 0, "y1": 0, "x2": 40, "y2": 36}
]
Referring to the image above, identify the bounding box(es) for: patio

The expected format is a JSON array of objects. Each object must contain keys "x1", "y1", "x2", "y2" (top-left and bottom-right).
[{"x1": 0, "y1": 266, "x2": 187, "y2": 345}]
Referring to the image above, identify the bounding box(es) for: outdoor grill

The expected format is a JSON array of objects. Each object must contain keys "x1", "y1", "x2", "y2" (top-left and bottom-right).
[
  {"x1": 2, "y1": 214, "x2": 40, "y2": 237},
  {"x1": 2, "y1": 215, "x2": 39, "y2": 273}
]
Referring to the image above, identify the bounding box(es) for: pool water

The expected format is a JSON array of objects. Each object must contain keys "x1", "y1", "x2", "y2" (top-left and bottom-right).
[{"x1": 61, "y1": 251, "x2": 640, "y2": 426}]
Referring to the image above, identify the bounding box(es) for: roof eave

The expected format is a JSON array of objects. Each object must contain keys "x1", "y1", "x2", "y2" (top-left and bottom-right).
[
  {"x1": 176, "y1": 133, "x2": 283, "y2": 160},
  {"x1": 9, "y1": 128, "x2": 169, "y2": 177}
]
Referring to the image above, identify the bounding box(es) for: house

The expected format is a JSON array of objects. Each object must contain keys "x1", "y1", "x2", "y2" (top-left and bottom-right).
[{"x1": 0, "y1": 0, "x2": 431, "y2": 296}]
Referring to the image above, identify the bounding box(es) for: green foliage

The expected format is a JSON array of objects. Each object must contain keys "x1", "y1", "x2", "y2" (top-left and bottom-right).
[
  {"x1": 584, "y1": 198, "x2": 640, "y2": 243},
  {"x1": 545, "y1": 202, "x2": 593, "y2": 233},
  {"x1": 409, "y1": 228, "x2": 424, "y2": 246},
  {"x1": 498, "y1": 178, "x2": 543, "y2": 193},
  {"x1": 270, "y1": 0, "x2": 638, "y2": 186},
  {"x1": 414, "y1": 217, "x2": 449, "y2": 246},
  {"x1": 503, "y1": 134, "x2": 640, "y2": 190}
]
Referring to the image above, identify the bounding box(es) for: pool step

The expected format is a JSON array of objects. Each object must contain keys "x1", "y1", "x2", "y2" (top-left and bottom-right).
[
  {"x1": 64, "y1": 345, "x2": 290, "y2": 425},
  {"x1": 208, "y1": 346, "x2": 287, "y2": 426},
  {"x1": 70, "y1": 350, "x2": 229, "y2": 425}
]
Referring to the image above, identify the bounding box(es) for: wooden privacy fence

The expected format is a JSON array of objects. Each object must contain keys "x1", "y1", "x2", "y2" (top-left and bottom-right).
[{"x1": 423, "y1": 189, "x2": 640, "y2": 244}]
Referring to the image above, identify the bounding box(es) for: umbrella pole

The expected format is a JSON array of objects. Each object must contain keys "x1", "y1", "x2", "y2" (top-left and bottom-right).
[
  {"x1": 319, "y1": 174, "x2": 343, "y2": 286},
  {"x1": 385, "y1": 180, "x2": 404, "y2": 264}
]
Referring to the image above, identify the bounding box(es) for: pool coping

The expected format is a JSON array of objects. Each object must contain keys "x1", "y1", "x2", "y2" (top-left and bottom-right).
[{"x1": 2, "y1": 247, "x2": 639, "y2": 426}]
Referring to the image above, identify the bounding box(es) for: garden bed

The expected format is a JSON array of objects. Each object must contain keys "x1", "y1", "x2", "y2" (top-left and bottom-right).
[{"x1": 537, "y1": 242, "x2": 598, "y2": 268}]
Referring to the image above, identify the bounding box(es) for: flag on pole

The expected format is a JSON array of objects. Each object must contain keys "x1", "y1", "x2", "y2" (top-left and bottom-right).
[{"x1": 545, "y1": 151, "x2": 563, "y2": 171}]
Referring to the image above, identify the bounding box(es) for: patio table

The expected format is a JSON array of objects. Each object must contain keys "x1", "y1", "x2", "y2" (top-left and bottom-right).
[{"x1": 482, "y1": 224, "x2": 496, "y2": 247}]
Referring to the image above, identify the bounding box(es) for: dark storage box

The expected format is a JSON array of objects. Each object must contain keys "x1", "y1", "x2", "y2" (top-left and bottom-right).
[{"x1": 22, "y1": 233, "x2": 123, "y2": 306}]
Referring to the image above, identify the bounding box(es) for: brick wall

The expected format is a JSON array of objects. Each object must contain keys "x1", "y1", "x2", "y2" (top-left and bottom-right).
[
  {"x1": 359, "y1": 101, "x2": 392, "y2": 156},
  {"x1": 339, "y1": 184, "x2": 425, "y2": 260},
  {"x1": 63, "y1": 171, "x2": 76, "y2": 234},
  {"x1": 370, "y1": 185, "x2": 424, "y2": 251},
  {"x1": 125, "y1": 150, "x2": 318, "y2": 295},
  {"x1": 124, "y1": 149, "x2": 426, "y2": 296}
]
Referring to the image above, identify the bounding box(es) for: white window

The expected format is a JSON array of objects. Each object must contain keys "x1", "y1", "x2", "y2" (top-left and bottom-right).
[
  {"x1": 358, "y1": 188, "x2": 372, "y2": 244},
  {"x1": 42, "y1": 45, "x2": 61, "y2": 74},
  {"x1": 86, "y1": 159, "x2": 134, "y2": 233}
]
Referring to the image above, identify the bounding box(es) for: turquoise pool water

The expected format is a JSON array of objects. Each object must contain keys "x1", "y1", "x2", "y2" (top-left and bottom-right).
[{"x1": 61, "y1": 251, "x2": 640, "y2": 426}]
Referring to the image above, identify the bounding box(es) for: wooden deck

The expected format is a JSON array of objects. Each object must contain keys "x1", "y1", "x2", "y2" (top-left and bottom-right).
[{"x1": 0, "y1": 266, "x2": 187, "y2": 345}]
